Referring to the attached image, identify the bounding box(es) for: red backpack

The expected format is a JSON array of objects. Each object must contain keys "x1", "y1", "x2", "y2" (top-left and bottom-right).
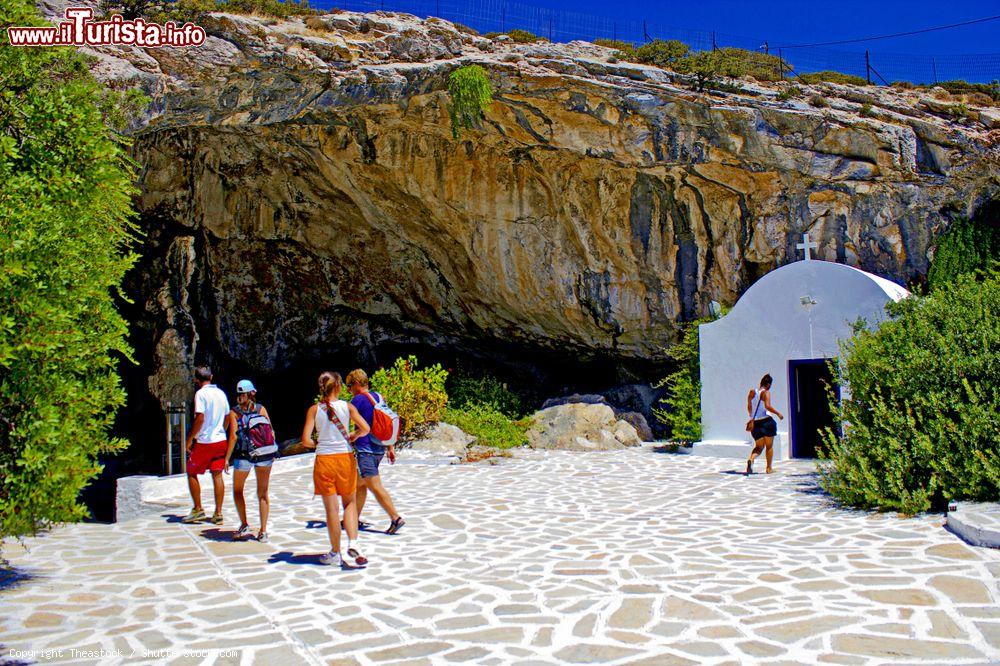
[{"x1": 363, "y1": 392, "x2": 400, "y2": 446}]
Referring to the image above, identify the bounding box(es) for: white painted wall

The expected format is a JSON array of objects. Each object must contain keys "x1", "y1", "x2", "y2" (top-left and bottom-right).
[{"x1": 696, "y1": 260, "x2": 908, "y2": 458}]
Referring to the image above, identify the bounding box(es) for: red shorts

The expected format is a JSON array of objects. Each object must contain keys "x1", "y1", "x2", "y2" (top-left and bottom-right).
[{"x1": 187, "y1": 441, "x2": 228, "y2": 475}]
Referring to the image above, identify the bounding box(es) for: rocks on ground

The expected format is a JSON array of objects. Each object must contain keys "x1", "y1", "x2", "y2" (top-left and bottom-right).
[{"x1": 526, "y1": 403, "x2": 642, "y2": 451}]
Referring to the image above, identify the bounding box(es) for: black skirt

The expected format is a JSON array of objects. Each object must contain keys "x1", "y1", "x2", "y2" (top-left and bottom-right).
[{"x1": 751, "y1": 416, "x2": 777, "y2": 440}]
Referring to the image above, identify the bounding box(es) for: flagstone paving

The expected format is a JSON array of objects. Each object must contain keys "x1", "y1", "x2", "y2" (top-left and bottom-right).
[{"x1": 2, "y1": 448, "x2": 999, "y2": 665}]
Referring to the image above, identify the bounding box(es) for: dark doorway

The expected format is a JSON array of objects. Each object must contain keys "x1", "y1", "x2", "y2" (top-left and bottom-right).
[{"x1": 787, "y1": 359, "x2": 840, "y2": 459}]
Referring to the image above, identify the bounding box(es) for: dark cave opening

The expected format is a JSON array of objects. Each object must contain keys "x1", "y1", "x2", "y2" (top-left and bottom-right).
[{"x1": 83, "y1": 331, "x2": 670, "y2": 523}]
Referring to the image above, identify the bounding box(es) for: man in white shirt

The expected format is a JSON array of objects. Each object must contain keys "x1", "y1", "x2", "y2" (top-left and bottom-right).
[{"x1": 182, "y1": 366, "x2": 231, "y2": 524}]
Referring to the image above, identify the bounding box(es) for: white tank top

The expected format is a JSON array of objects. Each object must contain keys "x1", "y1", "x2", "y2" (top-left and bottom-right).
[
  {"x1": 752, "y1": 388, "x2": 769, "y2": 420},
  {"x1": 315, "y1": 401, "x2": 351, "y2": 455}
]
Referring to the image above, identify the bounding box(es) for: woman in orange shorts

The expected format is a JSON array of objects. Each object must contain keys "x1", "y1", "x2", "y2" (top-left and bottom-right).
[{"x1": 300, "y1": 371, "x2": 371, "y2": 568}]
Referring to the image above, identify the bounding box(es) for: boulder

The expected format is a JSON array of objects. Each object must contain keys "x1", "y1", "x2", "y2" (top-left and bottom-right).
[
  {"x1": 526, "y1": 403, "x2": 642, "y2": 451},
  {"x1": 407, "y1": 422, "x2": 474, "y2": 457},
  {"x1": 541, "y1": 393, "x2": 607, "y2": 409},
  {"x1": 617, "y1": 411, "x2": 654, "y2": 442}
]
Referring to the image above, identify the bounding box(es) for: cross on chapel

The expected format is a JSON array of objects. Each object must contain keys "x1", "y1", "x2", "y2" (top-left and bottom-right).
[{"x1": 796, "y1": 233, "x2": 818, "y2": 261}]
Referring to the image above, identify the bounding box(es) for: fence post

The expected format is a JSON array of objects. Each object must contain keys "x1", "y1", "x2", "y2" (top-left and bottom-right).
[
  {"x1": 778, "y1": 47, "x2": 784, "y2": 80},
  {"x1": 435, "y1": 0, "x2": 440, "y2": 18},
  {"x1": 500, "y1": 2, "x2": 505, "y2": 32},
  {"x1": 932, "y1": 57, "x2": 938, "y2": 84},
  {"x1": 712, "y1": 31, "x2": 717, "y2": 51},
  {"x1": 549, "y1": 14, "x2": 553, "y2": 41},
  {"x1": 612, "y1": 22, "x2": 616, "y2": 42},
  {"x1": 865, "y1": 50, "x2": 871, "y2": 85},
  {"x1": 763, "y1": 40, "x2": 768, "y2": 55},
  {"x1": 643, "y1": 20, "x2": 650, "y2": 42}
]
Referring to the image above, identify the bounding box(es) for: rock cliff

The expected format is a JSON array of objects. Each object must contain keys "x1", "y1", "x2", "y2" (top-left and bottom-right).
[{"x1": 41, "y1": 2, "x2": 1000, "y2": 417}]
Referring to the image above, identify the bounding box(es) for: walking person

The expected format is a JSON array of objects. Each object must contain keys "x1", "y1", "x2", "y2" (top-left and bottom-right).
[
  {"x1": 183, "y1": 366, "x2": 230, "y2": 524},
  {"x1": 225, "y1": 380, "x2": 277, "y2": 542},
  {"x1": 745, "y1": 373, "x2": 784, "y2": 475},
  {"x1": 345, "y1": 369, "x2": 405, "y2": 535},
  {"x1": 300, "y1": 371, "x2": 370, "y2": 567}
]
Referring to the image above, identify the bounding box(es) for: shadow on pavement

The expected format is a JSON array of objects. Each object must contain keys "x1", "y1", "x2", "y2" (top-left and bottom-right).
[
  {"x1": 0, "y1": 567, "x2": 34, "y2": 592},
  {"x1": 268, "y1": 551, "x2": 327, "y2": 566}
]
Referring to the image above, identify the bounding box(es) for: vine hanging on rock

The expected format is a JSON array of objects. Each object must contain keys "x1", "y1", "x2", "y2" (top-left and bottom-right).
[{"x1": 447, "y1": 64, "x2": 493, "y2": 138}]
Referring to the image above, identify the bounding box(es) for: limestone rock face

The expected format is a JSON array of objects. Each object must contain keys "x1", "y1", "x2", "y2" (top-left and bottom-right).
[
  {"x1": 527, "y1": 403, "x2": 642, "y2": 450},
  {"x1": 44, "y1": 2, "x2": 1000, "y2": 415}
]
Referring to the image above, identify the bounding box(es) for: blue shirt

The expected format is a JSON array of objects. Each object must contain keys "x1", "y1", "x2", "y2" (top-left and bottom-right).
[{"x1": 351, "y1": 391, "x2": 385, "y2": 454}]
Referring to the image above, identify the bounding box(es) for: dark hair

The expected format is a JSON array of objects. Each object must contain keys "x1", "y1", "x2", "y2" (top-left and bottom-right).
[
  {"x1": 760, "y1": 373, "x2": 773, "y2": 389},
  {"x1": 317, "y1": 371, "x2": 343, "y2": 422},
  {"x1": 195, "y1": 366, "x2": 213, "y2": 382}
]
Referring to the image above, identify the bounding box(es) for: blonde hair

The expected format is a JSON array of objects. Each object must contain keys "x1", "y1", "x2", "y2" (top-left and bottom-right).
[
  {"x1": 345, "y1": 368, "x2": 369, "y2": 389},
  {"x1": 317, "y1": 371, "x2": 343, "y2": 422}
]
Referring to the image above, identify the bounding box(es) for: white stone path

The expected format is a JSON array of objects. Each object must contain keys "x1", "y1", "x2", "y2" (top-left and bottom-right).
[{"x1": 2, "y1": 448, "x2": 999, "y2": 665}]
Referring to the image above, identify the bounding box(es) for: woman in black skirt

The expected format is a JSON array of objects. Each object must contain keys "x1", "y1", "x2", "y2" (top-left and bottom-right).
[{"x1": 746, "y1": 374, "x2": 784, "y2": 475}]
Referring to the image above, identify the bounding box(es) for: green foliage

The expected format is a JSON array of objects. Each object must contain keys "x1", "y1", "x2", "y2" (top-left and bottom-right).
[
  {"x1": 819, "y1": 274, "x2": 1000, "y2": 514},
  {"x1": 1, "y1": 0, "x2": 141, "y2": 538},
  {"x1": 370, "y1": 356, "x2": 448, "y2": 438},
  {"x1": 859, "y1": 102, "x2": 874, "y2": 117},
  {"x1": 443, "y1": 403, "x2": 528, "y2": 449},
  {"x1": 929, "y1": 79, "x2": 1000, "y2": 102},
  {"x1": 446, "y1": 371, "x2": 524, "y2": 418},
  {"x1": 505, "y1": 28, "x2": 545, "y2": 44},
  {"x1": 217, "y1": 0, "x2": 315, "y2": 18},
  {"x1": 447, "y1": 64, "x2": 493, "y2": 139},
  {"x1": 808, "y1": 94, "x2": 830, "y2": 108},
  {"x1": 631, "y1": 39, "x2": 689, "y2": 68},
  {"x1": 776, "y1": 85, "x2": 802, "y2": 101},
  {"x1": 928, "y1": 208, "x2": 1000, "y2": 290},
  {"x1": 798, "y1": 70, "x2": 869, "y2": 86},
  {"x1": 653, "y1": 316, "x2": 715, "y2": 443},
  {"x1": 593, "y1": 38, "x2": 636, "y2": 53},
  {"x1": 98, "y1": 0, "x2": 151, "y2": 20}
]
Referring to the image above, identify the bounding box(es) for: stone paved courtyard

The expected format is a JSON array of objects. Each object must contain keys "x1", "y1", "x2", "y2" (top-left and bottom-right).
[{"x1": 2, "y1": 448, "x2": 999, "y2": 665}]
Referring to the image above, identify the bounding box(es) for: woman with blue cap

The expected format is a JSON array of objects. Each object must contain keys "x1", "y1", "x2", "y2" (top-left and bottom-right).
[{"x1": 225, "y1": 379, "x2": 277, "y2": 542}]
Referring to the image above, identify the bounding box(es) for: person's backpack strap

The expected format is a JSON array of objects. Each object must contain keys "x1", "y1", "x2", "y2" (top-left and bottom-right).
[{"x1": 326, "y1": 403, "x2": 351, "y2": 441}]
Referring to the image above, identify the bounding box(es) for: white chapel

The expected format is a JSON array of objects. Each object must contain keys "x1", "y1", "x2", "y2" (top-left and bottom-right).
[{"x1": 692, "y1": 235, "x2": 910, "y2": 460}]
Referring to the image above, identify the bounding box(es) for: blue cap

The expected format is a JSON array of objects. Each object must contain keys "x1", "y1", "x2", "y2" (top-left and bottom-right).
[{"x1": 236, "y1": 379, "x2": 256, "y2": 394}]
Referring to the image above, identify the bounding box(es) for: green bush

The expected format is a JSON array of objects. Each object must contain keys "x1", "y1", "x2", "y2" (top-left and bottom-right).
[
  {"x1": 653, "y1": 316, "x2": 713, "y2": 443},
  {"x1": 593, "y1": 38, "x2": 635, "y2": 53},
  {"x1": 218, "y1": 0, "x2": 315, "y2": 18},
  {"x1": 630, "y1": 39, "x2": 689, "y2": 68},
  {"x1": 798, "y1": 70, "x2": 869, "y2": 86},
  {"x1": 819, "y1": 273, "x2": 1000, "y2": 514},
  {"x1": 809, "y1": 94, "x2": 830, "y2": 108},
  {"x1": 447, "y1": 64, "x2": 493, "y2": 138},
  {"x1": 446, "y1": 372, "x2": 524, "y2": 418},
  {"x1": 505, "y1": 28, "x2": 545, "y2": 44},
  {"x1": 1, "y1": 0, "x2": 141, "y2": 538},
  {"x1": 928, "y1": 207, "x2": 1000, "y2": 290},
  {"x1": 776, "y1": 85, "x2": 802, "y2": 101},
  {"x1": 929, "y1": 79, "x2": 1000, "y2": 102},
  {"x1": 859, "y1": 102, "x2": 874, "y2": 117},
  {"x1": 443, "y1": 403, "x2": 528, "y2": 449},
  {"x1": 370, "y1": 356, "x2": 448, "y2": 438}
]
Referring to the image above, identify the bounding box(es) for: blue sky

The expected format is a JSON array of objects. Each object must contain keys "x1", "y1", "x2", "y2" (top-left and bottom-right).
[{"x1": 534, "y1": 0, "x2": 1000, "y2": 55}]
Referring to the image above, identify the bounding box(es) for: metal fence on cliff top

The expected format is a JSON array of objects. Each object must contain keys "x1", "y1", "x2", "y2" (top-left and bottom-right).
[{"x1": 309, "y1": 0, "x2": 1000, "y2": 84}]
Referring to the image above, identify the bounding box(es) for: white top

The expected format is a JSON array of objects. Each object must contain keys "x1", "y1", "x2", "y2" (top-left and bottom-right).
[
  {"x1": 315, "y1": 401, "x2": 351, "y2": 455},
  {"x1": 751, "y1": 388, "x2": 769, "y2": 420},
  {"x1": 194, "y1": 384, "x2": 230, "y2": 443}
]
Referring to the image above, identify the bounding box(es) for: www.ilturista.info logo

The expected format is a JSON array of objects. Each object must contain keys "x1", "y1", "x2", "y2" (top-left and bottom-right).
[{"x1": 7, "y1": 7, "x2": 206, "y2": 47}]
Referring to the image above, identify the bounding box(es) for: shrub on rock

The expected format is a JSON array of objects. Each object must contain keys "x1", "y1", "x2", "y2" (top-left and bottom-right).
[{"x1": 819, "y1": 273, "x2": 1000, "y2": 514}]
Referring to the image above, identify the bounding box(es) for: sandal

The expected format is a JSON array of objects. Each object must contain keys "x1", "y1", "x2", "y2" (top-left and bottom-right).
[{"x1": 386, "y1": 516, "x2": 405, "y2": 535}]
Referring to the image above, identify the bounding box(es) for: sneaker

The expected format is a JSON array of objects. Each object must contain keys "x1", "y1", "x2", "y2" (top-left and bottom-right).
[
  {"x1": 234, "y1": 524, "x2": 252, "y2": 541},
  {"x1": 318, "y1": 550, "x2": 341, "y2": 566},
  {"x1": 257, "y1": 531, "x2": 269, "y2": 543},
  {"x1": 181, "y1": 508, "x2": 206, "y2": 524},
  {"x1": 210, "y1": 513, "x2": 224, "y2": 525},
  {"x1": 346, "y1": 546, "x2": 368, "y2": 566}
]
